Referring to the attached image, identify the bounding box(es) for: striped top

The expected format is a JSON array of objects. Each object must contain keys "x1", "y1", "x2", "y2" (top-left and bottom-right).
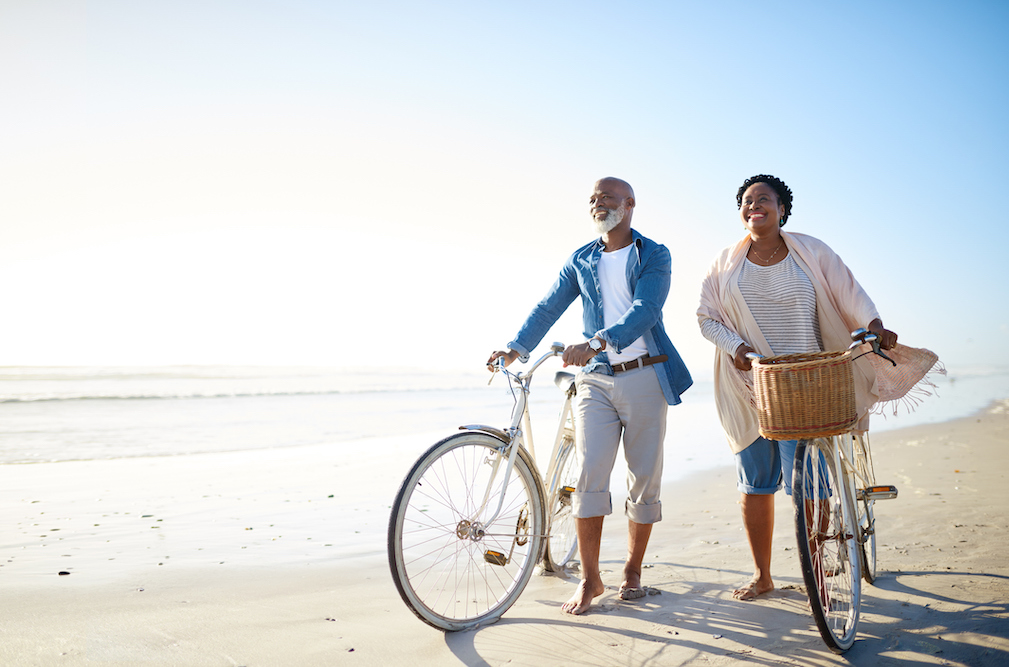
[{"x1": 701, "y1": 254, "x2": 823, "y2": 356}]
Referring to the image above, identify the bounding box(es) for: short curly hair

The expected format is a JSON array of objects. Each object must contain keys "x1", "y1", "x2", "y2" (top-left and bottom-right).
[{"x1": 736, "y1": 174, "x2": 793, "y2": 226}]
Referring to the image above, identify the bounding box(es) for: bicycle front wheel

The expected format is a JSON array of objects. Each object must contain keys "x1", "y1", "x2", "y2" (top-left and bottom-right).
[
  {"x1": 793, "y1": 437, "x2": 862, "y2": 653},
  {"x1": 544, "y1": 436, "x2": 578, "y2": 572},
  {"x1": 388, "y1": 432, "x2": 546, "y2": 631},
  {"x1": 852, "y1": 433, "x2": 877, "y2": 584}
]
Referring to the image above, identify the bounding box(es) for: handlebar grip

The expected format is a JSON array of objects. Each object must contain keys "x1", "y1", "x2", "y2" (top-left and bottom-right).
[
  {"x1": 847, "y1": 330, "x2": 879, "y2": 351},
  {"x1": 849, "y1": 328, "x2": 878, "y2": 345}
]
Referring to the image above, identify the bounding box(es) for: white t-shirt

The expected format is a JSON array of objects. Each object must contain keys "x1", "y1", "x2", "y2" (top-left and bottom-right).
[{"x1": 597, "y1": 244, "x2": 650, "y2": 364}]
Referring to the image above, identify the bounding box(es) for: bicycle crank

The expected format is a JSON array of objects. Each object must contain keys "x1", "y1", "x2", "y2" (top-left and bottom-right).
[
  {"x1": 515, "y1": 507, "x2": 529, "y2": 546},
  {"x1": 482, "y1": 506, "x2": 534, "y2": 566}
]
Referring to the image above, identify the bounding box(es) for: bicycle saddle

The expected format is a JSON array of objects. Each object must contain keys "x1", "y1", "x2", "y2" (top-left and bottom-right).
[{"x1": 553, "y1": 371, "x2": 576, "y2": 396}]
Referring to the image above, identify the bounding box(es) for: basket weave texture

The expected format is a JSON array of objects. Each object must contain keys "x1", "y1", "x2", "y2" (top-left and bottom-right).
[{"x1": 751, "y1": 350, "x2": 856, "y2": 440}]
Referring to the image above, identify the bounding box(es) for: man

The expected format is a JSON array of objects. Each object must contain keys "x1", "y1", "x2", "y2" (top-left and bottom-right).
[{"x1": 487, "y1": 177, "x2": 692, "y2": 615}]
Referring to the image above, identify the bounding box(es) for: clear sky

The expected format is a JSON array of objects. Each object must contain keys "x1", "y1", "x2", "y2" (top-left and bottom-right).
[{"x1": 1, "y1": 1, "x2": 1006, "y2": 378}]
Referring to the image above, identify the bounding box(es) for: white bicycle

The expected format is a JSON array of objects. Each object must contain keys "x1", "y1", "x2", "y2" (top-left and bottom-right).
[
  {"x1": 388, "y1": 343, "x2": 581, "y2": 630},
  {"x1": 749, "y1": 329, "x2": 899, "y2": 653}
]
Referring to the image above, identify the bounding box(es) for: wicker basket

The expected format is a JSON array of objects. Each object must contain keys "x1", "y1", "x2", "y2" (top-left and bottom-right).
[{"x1": 751, "y1": 350, "x2": 856, "y2": 440}]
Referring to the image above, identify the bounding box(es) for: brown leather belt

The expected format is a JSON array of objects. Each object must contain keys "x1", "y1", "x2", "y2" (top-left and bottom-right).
[{"x1": 611, "y1": 354, "x2": 668, "y2": 374}]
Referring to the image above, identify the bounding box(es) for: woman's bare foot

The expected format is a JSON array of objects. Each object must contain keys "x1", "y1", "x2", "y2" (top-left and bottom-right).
[
  {"x1": 733, "y1": 578, "x2": 774, "y2": 601},
  {"x1": 561, "y1": 578, "x2": 606, "y2": 615}
]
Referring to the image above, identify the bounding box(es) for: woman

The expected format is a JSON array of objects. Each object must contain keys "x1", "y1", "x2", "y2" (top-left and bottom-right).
[{"x1": 696, "y1": 174, "x2": 898, "y2": 601}]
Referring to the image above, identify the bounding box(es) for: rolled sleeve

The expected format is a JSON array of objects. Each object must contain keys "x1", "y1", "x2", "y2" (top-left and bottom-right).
[{"x1": 505, "y1": 340, "x2": 532, "y2": 363}]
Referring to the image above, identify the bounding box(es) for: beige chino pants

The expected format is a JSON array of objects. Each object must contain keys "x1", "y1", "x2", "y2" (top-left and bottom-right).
[{"x1": 570, "y1": 364, "x2": 668, "y2": 524}]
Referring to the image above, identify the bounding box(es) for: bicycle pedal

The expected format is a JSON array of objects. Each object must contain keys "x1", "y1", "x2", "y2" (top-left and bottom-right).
[
  {"x1": 861, "y1": 485, "x2": 898, "y2": 501},
  {"x1": 483, "y1": 550, "x2": 508, "y2": 566}
]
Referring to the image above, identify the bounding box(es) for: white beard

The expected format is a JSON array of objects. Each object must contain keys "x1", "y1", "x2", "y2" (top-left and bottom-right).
[{"x1": 593, "y1": 202, "x2": 625, "y2": 235}]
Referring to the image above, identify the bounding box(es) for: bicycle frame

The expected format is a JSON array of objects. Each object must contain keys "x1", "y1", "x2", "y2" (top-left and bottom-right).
[
  {"x1": 833, "y1": 431, "x2": 895, "y2": 545},
  {"x1": 459, "y1": 344, "x2": 566, "y2": 533},
  {"x1": 541, "y1": 379, "x2": 577, "y2": 508}
]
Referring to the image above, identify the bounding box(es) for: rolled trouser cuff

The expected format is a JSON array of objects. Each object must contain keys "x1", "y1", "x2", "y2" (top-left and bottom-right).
[
  {"x1": 625, "y1": 498, "x2": 662, "y2": 524},
  {"x1": 572, "y1": 490, "x2": 611, "y2": 518}
]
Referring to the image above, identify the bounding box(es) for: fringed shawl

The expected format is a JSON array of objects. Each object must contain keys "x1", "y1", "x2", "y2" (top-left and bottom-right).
[{"x1": 697, "y1": 231, "x2": 942, "y2": 453}]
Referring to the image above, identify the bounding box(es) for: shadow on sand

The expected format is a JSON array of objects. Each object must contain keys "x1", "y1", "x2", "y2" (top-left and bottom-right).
[{"x1": 440, "y1": 563, "x2": 1009, "y2": 666}]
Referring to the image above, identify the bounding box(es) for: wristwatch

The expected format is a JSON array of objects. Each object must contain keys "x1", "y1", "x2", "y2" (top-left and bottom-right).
[{"x1": 588, "y1": 338, "x2": 604, "y2": 352}]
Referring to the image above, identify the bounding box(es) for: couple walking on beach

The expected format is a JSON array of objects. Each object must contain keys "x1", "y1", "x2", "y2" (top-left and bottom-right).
[{"x1": 487, "y1": 175, "x2": 900, "y2": 615}]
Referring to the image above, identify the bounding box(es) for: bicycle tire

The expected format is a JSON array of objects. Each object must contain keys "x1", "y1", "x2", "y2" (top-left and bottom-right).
[
  {"x1": 388, "y1": 432, "x2": 546, "y2": 631},
  {"x1": 793, "y1": 437, "x2": 862, "y2": 653},
  {"x1": 852, "y1": 433, "x2": 877, "y2": 584},
  {"x1": 544, "y1": 436, "x2": 578, "y2": 572}
]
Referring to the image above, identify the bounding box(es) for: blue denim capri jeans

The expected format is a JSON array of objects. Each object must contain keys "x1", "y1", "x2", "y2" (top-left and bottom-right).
[{"x1": 735, "y1": 436, "x2": 831, "y2": 498}]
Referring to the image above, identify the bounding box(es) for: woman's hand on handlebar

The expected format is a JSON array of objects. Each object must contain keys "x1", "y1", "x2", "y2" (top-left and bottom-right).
[
  {"x1": 867, "y1": 318, "x2": 898, "y2": 350},
  {"x1": 487, "y1": 349, "x2": 520, "y2": 371},
  {"x1": 734, "y1": 343, "x2": 757, "y2": 371}
]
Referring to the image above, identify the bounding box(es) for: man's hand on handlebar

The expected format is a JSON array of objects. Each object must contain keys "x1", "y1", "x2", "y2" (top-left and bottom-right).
[
  {"x1": 561, "y1": 342, "x2": 598, "y2": 368},
  {"x1": 866, "y1": 318, "x2": 898, "y2": 350},
  {"x1": 733, "y1": 343, "x2": 757, "y2": 371},
  {"x1": 487, "y1": 349, "x2": 520, "y2": 371}
]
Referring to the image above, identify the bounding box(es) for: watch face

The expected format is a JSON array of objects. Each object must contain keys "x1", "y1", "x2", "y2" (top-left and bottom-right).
[{"x1": 589, "y1": 339, "x2": 602, "y2": 351}]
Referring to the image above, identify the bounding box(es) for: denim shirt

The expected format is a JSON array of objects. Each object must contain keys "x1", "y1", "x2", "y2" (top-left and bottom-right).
[{"x1": 508, "y1": 230, "x2": 693, "y2": 405}]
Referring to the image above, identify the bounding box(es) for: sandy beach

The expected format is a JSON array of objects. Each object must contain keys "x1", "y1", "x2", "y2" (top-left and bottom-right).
[{"x1": 2, "y1": 400, "x2": 1007, "y2": 666}]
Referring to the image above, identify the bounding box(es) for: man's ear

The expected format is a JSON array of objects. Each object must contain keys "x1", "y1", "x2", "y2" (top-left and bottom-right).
[{"x1": 625, "y1": 196, "x2": 635, "y2": 209}]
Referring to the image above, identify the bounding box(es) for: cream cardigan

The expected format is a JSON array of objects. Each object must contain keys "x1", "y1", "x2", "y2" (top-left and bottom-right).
[{"x1": 697, "y1": 231, "x2": 881, "y2": 454}]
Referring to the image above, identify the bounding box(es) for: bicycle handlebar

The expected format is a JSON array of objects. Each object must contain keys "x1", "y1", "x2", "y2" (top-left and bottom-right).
[
  {"x1": 745, "y1": 329, "x2": 897, "y2": 367},
  {"x1": 488, "y1": 342, "x2": 566, "y2": 385}
]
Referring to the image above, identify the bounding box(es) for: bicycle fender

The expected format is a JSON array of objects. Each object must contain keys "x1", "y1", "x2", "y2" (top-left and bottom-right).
[{"x1": 458, "y1": 424, "x2": 510, "y2": 443}]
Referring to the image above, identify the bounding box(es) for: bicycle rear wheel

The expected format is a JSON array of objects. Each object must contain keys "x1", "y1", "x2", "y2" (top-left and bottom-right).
[
  {"x1": 793, "y1": 437, "x2": 861, "y2": 653},
  {"x1": 388, "y1": 432, "x2": 545, "y2": 631},
  {"x1": 852, "y1": 433, "x2": 877, "y2": 584},
  {"x1": 544, "y1": 436, "x2": 578, "y2": 572}
]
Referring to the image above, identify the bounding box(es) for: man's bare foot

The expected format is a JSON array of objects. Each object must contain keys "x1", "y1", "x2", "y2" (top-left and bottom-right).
[
  {"x1": 733, "y1": 578, "x2": 774, "y2": 601},
  {"x1": 619, "y1": 566, "x2": 646, "y2": 600},
  {"x1": 561, "y1": 578, "x2": 606, "y2": 615}
]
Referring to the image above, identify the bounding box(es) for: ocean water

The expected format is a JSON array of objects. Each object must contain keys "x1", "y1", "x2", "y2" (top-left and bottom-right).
[
  {"x1": 4, "y1": 362, "x2": 1002, "y2": 572},
  {"x1": 1, "y1": 363, "x2": 1006, "y2": 480},
  {"x1": 0, "y1": 365, "x2": 513, "y2": 464}
]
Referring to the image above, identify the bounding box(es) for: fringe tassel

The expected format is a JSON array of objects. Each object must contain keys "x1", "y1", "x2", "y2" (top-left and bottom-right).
[{"x1": 872, "y1": 359, "x2": 947, "y2": 418}]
